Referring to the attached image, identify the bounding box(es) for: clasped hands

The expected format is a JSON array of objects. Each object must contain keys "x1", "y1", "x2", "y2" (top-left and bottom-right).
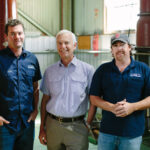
[{"x1": 112, "y1": 99, "x2": 135, "y2": 117}]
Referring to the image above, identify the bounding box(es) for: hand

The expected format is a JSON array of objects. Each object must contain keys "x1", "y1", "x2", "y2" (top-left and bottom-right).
[
  {"x1": 114, "y1": 99, "x2": 135, "y2": 117},
  {"x1": 85, "y1": 121, "x2": 91, "y2": 130},
  {"x1": 0, "y1": 116, "x2": 10, "y2": 126},
  {"x1": 28, "y1": 109, "x2": 38, "y2": 122},
  {"x1": 39, "y1": 127, "x2": 47, "y2": 145}
]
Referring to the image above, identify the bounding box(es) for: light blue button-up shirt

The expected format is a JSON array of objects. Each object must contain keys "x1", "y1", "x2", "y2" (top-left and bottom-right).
[{"x1": 40, "y1": 57, "x2": 94, "y2": 117}]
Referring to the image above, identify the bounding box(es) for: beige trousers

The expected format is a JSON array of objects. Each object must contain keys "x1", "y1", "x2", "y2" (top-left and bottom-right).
[{"x1": 46, "y1": 116, "x2": 89, "y2": 150}]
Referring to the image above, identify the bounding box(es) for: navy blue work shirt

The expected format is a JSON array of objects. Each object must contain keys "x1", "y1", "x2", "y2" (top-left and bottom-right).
[
  {"x1": 0, "y1": 47, "x2": 42, "y2": 132},
  {"x1": 90, "y1": 57, "x2": 150, "y2": 137}
]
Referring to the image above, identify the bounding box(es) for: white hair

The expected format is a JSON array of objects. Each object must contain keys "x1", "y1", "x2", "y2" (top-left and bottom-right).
[{"x1": 56, "y1": 29, "x2": 77, "y2": 44}]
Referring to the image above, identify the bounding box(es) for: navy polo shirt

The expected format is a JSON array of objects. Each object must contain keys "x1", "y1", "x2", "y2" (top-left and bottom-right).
[
  {"x1": 0, "y1": 47, "x2": 42, "y2": 132},
  {"x1": 90, "y1": 57, "x2": 150, "y2": 137}
]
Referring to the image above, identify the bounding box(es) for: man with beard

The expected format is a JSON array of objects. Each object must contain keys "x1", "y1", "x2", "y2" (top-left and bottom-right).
[{"x1": 90, "y1": 33, "x2": 150, "y2": 150}]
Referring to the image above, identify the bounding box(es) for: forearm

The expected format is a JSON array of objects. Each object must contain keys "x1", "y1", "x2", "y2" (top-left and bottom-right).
[
  {"x1": 114, "y1": 97, "x2": 150, "y2": 117},
  {"x1": 40, "y1": 102, "x2": 46, "y2": 129},
  {"x1": 40, "y1": 94, "x2": 50, "y2": 129},
  {"x1": 33, "y1": 82, "x2": 39, "y2": 111},
  {"x1": 133, "y1": 96, "x2": 150, "y2": 111},
  {"x1": 87, "y1": 104, "x2": 97, "y2": 124},
  {"x1": 33, "y1": 91, "x2": 39, "y2": 111},
  {"x1": 90, "y1": 95, "x2": 114, "y2": 113}
]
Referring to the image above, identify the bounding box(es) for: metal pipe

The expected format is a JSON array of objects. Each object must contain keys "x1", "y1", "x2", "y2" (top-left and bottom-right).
[
  {"x1": 60, "y1": 0, "x2": 63, "y2": 29},
  {"x1": 7, "y1": 0, "x2": 17, "y2": 19},
  {"x1": 134, "y1": 52, "x2": 150, "y2": 56},
  {"x1": 31, "y1": 49, "x2": 111, "y2": 54},
  {"x1": 0, "y1": 0, "x2": 7, "y2": 49},
  {"x1": 136, "y1": 0, "x2": 150, "y2": 48}
]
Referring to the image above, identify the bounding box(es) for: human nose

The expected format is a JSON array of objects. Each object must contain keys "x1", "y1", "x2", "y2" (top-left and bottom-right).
[
  {"x1": 60, "y1": 43, "x2": 66, "y2": 49},
  {"x1": 118, "y1": 45, "x2": 123, "y2": 49},
  {"x1": 14, "y1": 33, "x2": 20, "y2": 39}
]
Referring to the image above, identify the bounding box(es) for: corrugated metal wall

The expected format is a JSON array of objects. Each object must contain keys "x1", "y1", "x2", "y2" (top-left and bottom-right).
[
  {"x1": 73, "y1": 0, "x2": 104, "y2": 35},
  {"x1": 17, "y1": 0, "x2": 104, "y2": 36},
  {"x1": 17, "y1": 0, "x2": 60, "y2": 35}
]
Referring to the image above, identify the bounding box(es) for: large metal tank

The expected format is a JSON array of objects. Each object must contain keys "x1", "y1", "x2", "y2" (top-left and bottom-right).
[
  {"x1": 136, "y1": 0, "x2": 150, "y2": 50},
  {"x1": 135, "y1": 0, "x2": 150, "y2": 136},
  {"x1": 135, "y1": 0, "x2": 150, "y2": 64}
]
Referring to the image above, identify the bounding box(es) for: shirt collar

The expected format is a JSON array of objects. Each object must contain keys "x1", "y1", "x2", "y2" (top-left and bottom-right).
[
  {"x1": 112, "y1": 56, "x2": 135, "y2": 70},
  {"x1": 58, "y1": 56, "x2": 78, "y2": 67},
  {"x1": 6, "y1": 47, "x2": 27, "y2": 58}
]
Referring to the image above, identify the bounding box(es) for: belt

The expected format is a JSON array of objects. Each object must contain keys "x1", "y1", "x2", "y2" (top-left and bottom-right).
[{"x1": 47, "y1": 113, "x2": 85, "y2": 123}]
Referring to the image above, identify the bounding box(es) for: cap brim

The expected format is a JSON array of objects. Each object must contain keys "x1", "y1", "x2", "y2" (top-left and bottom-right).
[{"x1": 111, "y1": 39, "x2": 128, "y2": 45}]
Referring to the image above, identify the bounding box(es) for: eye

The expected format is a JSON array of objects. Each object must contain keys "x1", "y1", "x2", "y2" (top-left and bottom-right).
[
  {"x1": 11, "y1": 32, "x2": 15, "y2": 36},
  {"x1": 120, "y1": 43, "x2": 125, "y2": 47},
  {"x1": 112, "y1": 44, "x2": 117, "y2": 48},
  {"x1": 65, "y1": 41, "x2": 69, "y2": 45},
  {"x1": 18, "y1": 32, "x2": 22, "y2": 35},
  {"x1": 58, "y1": 42, "x2": 62, "y2": 45}
]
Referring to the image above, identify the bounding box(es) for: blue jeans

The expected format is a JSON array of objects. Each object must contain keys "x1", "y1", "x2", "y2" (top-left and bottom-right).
[
  {"x1": 0, "y1": 122, "x2": 35, "y2": 150},
  {"x1": 98, "y1": 132, "x2": 142, "y2": 150}
]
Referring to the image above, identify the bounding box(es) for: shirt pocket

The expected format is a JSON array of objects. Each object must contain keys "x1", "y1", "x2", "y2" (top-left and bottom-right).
[
  {"x1": 70, "y1": 75, "x2": 87, "y2": 95},
  {"x1": 23, "y1": 69, "x2": 35, "y2": 82},
  {"x1": 26, "y1": 69, "x2": 35, "y2": 77},
  {"x1": 22, "y1": 70, "x2": 35, "y2": 89},
  {"x1": 128, "y1": 77, "x2": 144, "y2": 93},
  {"x1": 49, "y1": 77, "x2": 63, "y2": 96}
]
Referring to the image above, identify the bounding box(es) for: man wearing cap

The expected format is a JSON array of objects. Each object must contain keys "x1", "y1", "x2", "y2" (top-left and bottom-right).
[{"x1": 89, "y1": 33, "x2": 150, "y2": 150}]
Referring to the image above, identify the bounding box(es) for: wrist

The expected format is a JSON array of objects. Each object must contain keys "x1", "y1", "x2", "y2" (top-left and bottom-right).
[{"x1": 85, "y1": 121, "x2": 91, "y2": 129}]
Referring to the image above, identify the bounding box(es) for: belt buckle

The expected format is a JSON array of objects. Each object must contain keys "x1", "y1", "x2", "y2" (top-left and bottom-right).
[
  {"x1": 58, "y1": 117, "x2": 63, "y2": 123},
  {"x1": 72, "y1": 118, "x2": 74, "y2": 122}
]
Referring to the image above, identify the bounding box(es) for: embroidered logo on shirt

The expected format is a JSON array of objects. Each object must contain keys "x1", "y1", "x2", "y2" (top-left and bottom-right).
[
  {"x1": 7, "y1": 70, "x2": 13, "y2": 73},
  {"x1": 27, "y1": 65, "x2": 35, "y2": 70},
  {"x1": 129, "y1": 73, "x2": 141, "y2": 78}
]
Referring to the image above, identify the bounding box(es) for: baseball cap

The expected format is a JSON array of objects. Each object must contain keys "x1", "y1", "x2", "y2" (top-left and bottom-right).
[{"x1": 111, "y1": 33, "x2": 130, "y2": 45}]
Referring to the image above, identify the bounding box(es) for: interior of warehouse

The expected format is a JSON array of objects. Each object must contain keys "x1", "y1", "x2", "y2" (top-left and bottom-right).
[{"x1": 0, "y1": 0, "x2": 150, "y2": 150}]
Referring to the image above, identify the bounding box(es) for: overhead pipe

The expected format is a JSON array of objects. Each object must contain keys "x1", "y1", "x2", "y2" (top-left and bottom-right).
[
  {"x1": 7, "y1": 0, "x2": 17, "y2": 19},
  {"x1": 60, "y1": 0, "x2": 63, "y2": 29},
  {"x1": 0, "y1": 0, "x2": 7, "y2": 49}
]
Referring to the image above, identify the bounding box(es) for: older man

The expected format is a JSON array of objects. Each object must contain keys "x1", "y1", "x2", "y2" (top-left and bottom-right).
[{"x1": 39, "y1": 29, "x2": 95, "y2": 150}]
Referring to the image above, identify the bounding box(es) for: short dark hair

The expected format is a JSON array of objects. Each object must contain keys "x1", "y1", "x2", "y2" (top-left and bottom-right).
[{"x1": 5, "y1": 19, "x2": 25, "y2": 35}]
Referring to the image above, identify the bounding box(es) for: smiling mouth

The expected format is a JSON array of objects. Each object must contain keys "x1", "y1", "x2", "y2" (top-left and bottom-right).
[
  {"x1": 117, "y1": 52, "x2": 124, "y2": 55},
  {"x1": 61, "y1": 49, "x2": 68, "y2": 53},
  {"x1": 15, "y1": 41, "x2": 21, "y2": 43}
]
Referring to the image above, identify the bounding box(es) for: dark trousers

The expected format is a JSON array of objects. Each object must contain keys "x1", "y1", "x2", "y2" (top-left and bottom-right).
[{"x1": 0, "y1": 122, "x2": 35, "y2": 150}]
